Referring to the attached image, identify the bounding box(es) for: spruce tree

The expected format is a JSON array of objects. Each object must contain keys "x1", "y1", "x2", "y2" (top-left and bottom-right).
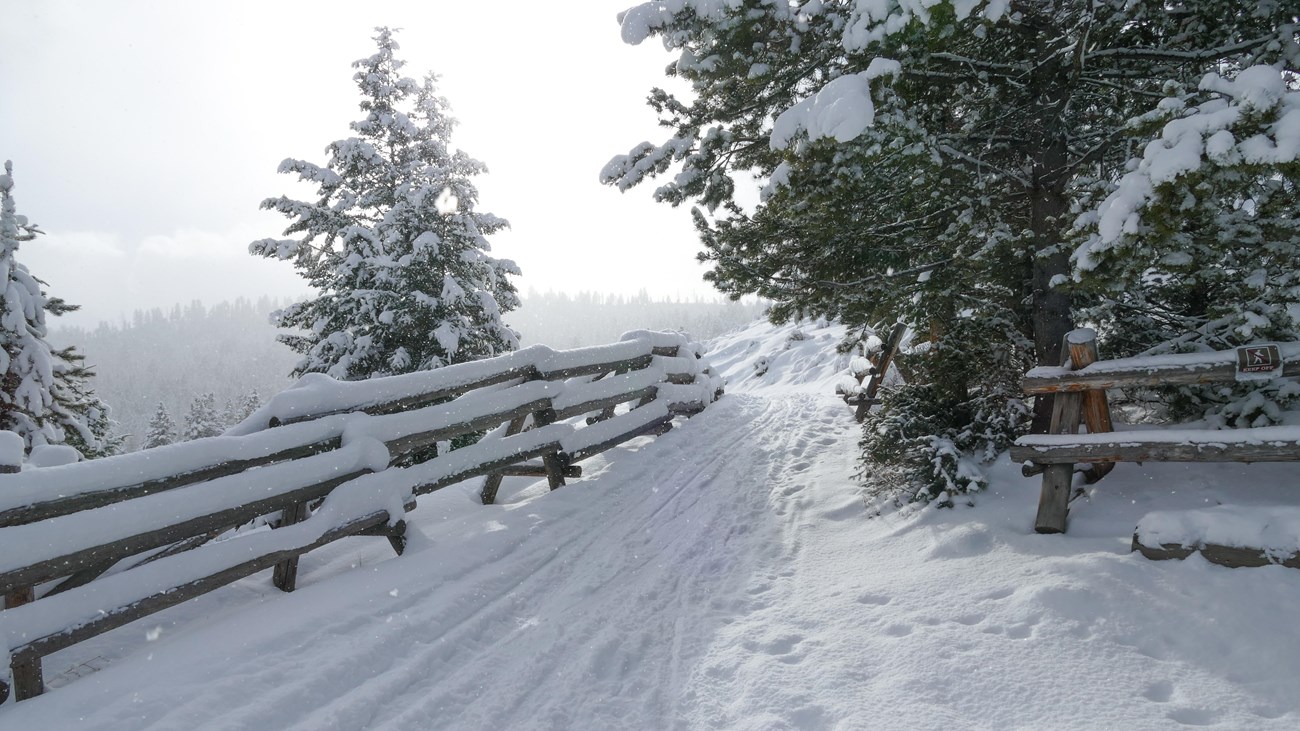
[
  {"x1": 184, "y1": 393, "x2": 222, "y2": 441},
  {"x1": 0, "y1": 161, "x2": 120, "y2": 457},
  {"x1": 251, "y1": 27, "x2": 520, "y2": 381},
  {"x1": 143, "y1": 401, "x2": 177, "y2": 449},
  {"x1": 607, "y1": 1, "x2": 1299, "y2": 502}
]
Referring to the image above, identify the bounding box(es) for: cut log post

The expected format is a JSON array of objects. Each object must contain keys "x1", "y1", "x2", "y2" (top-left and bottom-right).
[
  {"x1": 480, "y1": 414, "x2": 528, "y2": 505},
  {"x1": 1066, "y1": 330, "x2": 1115, "y2": 484},
  {"x1": 1034, "y1": 332, "x2": 1085, "y2": 534},
  {"x1": 272, "y1": 501, "x2": 310, "y2": 592}
]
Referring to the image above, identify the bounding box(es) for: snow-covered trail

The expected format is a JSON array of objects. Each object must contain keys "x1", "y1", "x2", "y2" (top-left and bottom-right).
[
  {"x1": 3, "y1": 388, "x2": 863, "y2": 730},
  {"x1": 8, "y1": 318, "x2": 1300, "y2": 730}
]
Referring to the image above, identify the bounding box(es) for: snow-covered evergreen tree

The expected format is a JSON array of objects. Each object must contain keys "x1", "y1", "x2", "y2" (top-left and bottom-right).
[
  {"x1": 0, "y1": 161, "x2": 120, "y2": 457},
  {"x1": 606, "y1": 1, "x2": 1298, "y2": 502},
  {"x1": 183, "y1": 392, "x2": 222, "y2": 441},
  {"x1": 251, "y1": 27, "x2": 520, "y2": 381},
  {"x1": 143, "y1": 401, "x2": 176, "y2": 449}
]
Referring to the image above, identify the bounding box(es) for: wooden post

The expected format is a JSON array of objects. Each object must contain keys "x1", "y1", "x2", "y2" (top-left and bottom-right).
[
  {"x1": 1034, "y1": 332, "x2": 1085, "y2": 534},
  {"x1": 5, "y1": 581, "x2": 43, "y2": 701},
  {"x1": 480, "y1": 414, "x2": 528, "y2": 505},
  {"x1": 1065, "y1": 330, "x2": 1115, "y2": 483},
  {"x1": 271, "y1": 501, "x2": 309, "y2": 592},
  {"x1": 530, "y1": 407, "x2": 567, "y2": 490},
  {"x1": 0, "y1": 456, "x2": 41, "y2": 700}
]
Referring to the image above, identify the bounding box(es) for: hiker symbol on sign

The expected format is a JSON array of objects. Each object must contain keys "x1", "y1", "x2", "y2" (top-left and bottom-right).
[{"x1": 1235, "y1": 344, "x2": 1282, "y2": 381}]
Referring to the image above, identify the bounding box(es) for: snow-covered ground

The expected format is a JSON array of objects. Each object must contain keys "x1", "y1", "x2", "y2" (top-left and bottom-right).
[{"x1": 5, "y1": 318, "x2": 1300, "y2": 730}]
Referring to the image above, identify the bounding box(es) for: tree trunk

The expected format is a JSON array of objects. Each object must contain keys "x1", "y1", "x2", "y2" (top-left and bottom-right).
[{"x1": 1026, "y1": 23, "x2": 1076, "y2": 433}]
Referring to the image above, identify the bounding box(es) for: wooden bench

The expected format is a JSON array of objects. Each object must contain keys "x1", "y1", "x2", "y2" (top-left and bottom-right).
[{"x1": 1009, "y1": 330, "x2": 1300, "y2": 534}]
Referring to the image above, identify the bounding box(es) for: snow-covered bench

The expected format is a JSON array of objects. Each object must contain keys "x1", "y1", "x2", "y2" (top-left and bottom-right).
[
  {"x1": 0, "y1": 332, "x2": 722, "y2": 703},
  {"x1": 1009, "y1": 330, "x2": 1300, "y2": 535}
]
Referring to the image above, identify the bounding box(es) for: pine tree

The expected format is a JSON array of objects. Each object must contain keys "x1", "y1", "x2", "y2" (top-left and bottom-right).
[
  {"x1": 606, "y1": 1, "x2": 1299, "y2": 502},
  {"x1": 143, "y1": 401, "x2": 176, "y2": 449},
  {"x1": 183, "y1": 393, "x2": 222, "y2": 441},
  {"x1": 0, "y1": 161, "x2": 120, "y2": 457},
  {"x1": 251, "y1": 27, "x2": 520, "y2": 382}
]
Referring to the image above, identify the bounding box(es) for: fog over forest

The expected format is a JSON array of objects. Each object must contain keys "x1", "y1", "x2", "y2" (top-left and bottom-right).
[{"x1": 49, "y1": 294, "x2": 767, "y2": 452}]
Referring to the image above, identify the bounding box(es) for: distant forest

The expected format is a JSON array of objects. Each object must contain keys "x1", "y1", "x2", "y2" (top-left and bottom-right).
[{"x1": 49, "y1": 292, "x2": 767, "y2": 451}]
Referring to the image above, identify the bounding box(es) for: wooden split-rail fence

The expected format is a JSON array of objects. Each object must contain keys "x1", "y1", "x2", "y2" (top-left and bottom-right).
[
  {"x1": 1010, "y1": 329, "x2": 1300, "y2": 553},
  {"x1": 0, "y1": 331, "x2": 722, "y2": 703},
  {"x1": 838, "y1": 323, "x2": 906, "y2": 422}
]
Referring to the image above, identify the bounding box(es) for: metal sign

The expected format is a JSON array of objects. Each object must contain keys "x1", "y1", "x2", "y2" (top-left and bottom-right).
[{"x1": 1236, "y1": 344, "x2": 1282, "y2": 381}]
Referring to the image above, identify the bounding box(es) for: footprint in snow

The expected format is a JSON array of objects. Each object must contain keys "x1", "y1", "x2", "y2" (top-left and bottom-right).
[
  {"x1": 1166, "y1": 708, "x2": 1220, "y2": 726},
  {"x1": 1142, "y1": 680, "x2": 1174, "y2": 703},
  {"x1": 856, "y1": 592, "x2": 891, "y2": 606}
]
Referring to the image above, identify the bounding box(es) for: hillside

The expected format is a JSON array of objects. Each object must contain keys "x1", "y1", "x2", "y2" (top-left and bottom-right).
[
  {"x1": 48, "y1": 294, "x2": 766, "y2": 452},
  {"x1": 5, "y1": 318, "x2": 1300, "y2": 729}
]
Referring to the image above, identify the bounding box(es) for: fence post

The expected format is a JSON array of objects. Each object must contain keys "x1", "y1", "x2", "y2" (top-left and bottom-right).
[
  {"x1": 272, "y1": 501, "x2": 309, "y2": 592},
  {"x1": 531, "y1": 407, "x2": 567, "y2": 490},
  {"x1": 481, "y1": 414, "x2": 528, "y2": 505},
  {"x1": 856, "y1": 322, "x2": 906, "y2": 422},
  {"x1": 0, "y1": 440, "x2": 41, "y2": 700}
]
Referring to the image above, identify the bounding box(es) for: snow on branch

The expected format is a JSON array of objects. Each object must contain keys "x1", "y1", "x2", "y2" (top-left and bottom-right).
[
  {"x1": 1075, "y1": 65, "x2": 1300, "y2": 271},
  {"x1": 770, "y1": 59, "x2": 900, "y2": 148}
]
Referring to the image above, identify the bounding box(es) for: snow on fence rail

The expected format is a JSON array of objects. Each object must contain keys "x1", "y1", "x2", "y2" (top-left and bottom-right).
[
  {"x1": 1009, "y1": 330, "x2": 1300, "y2": 543},
  {"x1": 0, "y1": 331, "x2": 722, "y2": 703}
]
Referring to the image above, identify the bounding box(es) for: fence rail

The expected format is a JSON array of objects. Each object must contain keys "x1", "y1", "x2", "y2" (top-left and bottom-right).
[{"x1": 0, "y1": 331, "x2": 721, "y2": 703}]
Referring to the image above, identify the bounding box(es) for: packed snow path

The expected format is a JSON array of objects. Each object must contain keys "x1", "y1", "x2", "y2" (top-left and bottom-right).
[{"x1": 7, "y1": 319, "x2": 1300, "y2": 729}]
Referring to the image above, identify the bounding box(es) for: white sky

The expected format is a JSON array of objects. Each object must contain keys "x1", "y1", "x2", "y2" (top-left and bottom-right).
[{"x1": 0, "y1": 0, "x2": 713, "y2": 328}]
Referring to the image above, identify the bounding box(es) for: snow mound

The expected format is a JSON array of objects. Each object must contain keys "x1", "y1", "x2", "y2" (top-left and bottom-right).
[{"x1": 705, "y1": 317, "x2": 852, "y2": 395}]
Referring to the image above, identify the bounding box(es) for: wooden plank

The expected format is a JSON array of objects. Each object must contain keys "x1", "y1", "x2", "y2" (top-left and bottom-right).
[
  {"x1": 535, "y1": 354, "x2": 655, "y2": 382},
  {"x1": 414, "y1": 440, "x2": 563, "y2": 497},
  {"x1": 552, "y1": 385, "x2": 659, "y2": 422},
  {"x1": 274, "y1": 365, "x2": 538, "y2": 426},
  {"x1": 1011, "y1": 438, "x2": 1300, "y2": 465},
  {"x1": 9, "y1": 506, "x2": 404, "y2": 671},
  {"x1": 1132, "y1": 536, "x2": 1300, "y2": 569},
  {"x1": 383, "y1": 397, "x2": 551, "y2": 460},
  {"x1": 494, "y1": 463, "x2": 583, "y2": 478},
  {"x1": 479, "y1": 414, "x2": 528, "y2": 505},
  {"x1": 0, "y1": 436, "x2": 342, "y2": 529},
  {"x1": 1022, "y1": 355, "x2": 1300, "y2": 394},
  {"x1": 0, "y1": 468, "x2": 373, "y2": 595},
  {"x1": 564, "y1": 413, "x2": 676, "y2": 465}
]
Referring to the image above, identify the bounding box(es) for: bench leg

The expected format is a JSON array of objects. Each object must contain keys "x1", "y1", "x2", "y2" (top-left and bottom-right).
[{"x1": 1034, "y1": 464, "x2": 1073, "y2": 534}]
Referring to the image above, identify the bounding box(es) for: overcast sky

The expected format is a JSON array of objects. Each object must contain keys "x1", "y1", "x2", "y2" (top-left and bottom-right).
[{"x1": 0, "y1": 0, "x2": 712, "y2": 328}]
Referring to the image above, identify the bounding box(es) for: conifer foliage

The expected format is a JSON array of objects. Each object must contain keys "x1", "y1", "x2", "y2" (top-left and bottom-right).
[
  {"x1": 0, "y1": 161, "x2": 119, "y2": 458},
  {"x1": 143, "y1": 402, "x2": 177, "y2": 449},
  {"x1": 251, "y1": 27, "x2": 520, "y2": 381},
  {"x1": 184, "y1": 393, "x2": 222, "y2": 441},
  {"x1": 607, "y1": 1, "x2": 1299, "y2": 503}
]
